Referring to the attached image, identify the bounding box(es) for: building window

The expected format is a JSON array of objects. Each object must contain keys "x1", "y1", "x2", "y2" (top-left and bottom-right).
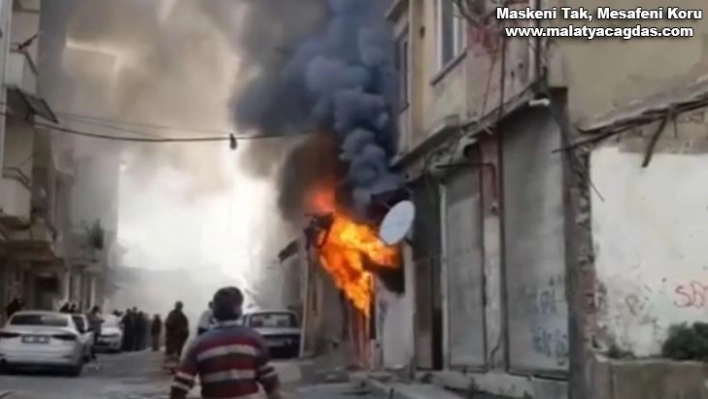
[
  {"x1": 395, "y1": 31, "x2": 409, "y2": 109},
  {"x1": 436, "y1": 0, "x2": 466, "y2": 70}
]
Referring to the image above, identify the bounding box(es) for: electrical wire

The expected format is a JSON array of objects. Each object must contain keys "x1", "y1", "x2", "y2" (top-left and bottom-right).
[
  {"x1": 1, "y1": 111, "x2": 309, "y2": 143},
  {"x1": 36, "y1": 120, "x2": 228, "y2": 143},
  {"x1": 0, "y1": 100, "x2": 235, "y2": 137},
  {"x1": 55, "y1": 111, "x2": 227, "y2": 136}
]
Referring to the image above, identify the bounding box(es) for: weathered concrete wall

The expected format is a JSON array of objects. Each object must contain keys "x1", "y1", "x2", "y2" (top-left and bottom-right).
[
  {"x1": 3, "y1": 118, "x2": 34, "y2": 176},
  {"x1": 554, "y1": 0, "x2": 708, "y2": 124},
  {"x1": 381, "y1": 245, "x2": 416, "y2": 370},
  {"x1": 391, "y1": 1, "x2": 411, "y2": 156},
  {"x1": 591, "y1": 357, "x2": 708, "y2": 399},
  {"x1": 480, "y1": 136, "x2": 504, "y2": 369},
  {"x1": 302, "y1": 261, "x2": 346, "y2": 358},
  {"x1": 502, "y1": 108, "x2": 569, "y2": 373},
  {"x1": 440, "y1": 165, "x2": 485, "y2": 369},
  {"x1": 436, "y1": 369, "x2": 568, "y2": 398},
  {"x1": 391, "y1": 0, "x2": 529, "y2": 151},
  {"x1": 591, "y1": 138, "x2": 708, "y2": 356},
  {"x1": 377, "y1": 246, "x2": 415, "y2": 370},
  {"x1": 416, "y1": 0, "x2": 467, "y2": 146},
  {"x1": 466, "y1": 2, "x2": 534, "y2": 123}
]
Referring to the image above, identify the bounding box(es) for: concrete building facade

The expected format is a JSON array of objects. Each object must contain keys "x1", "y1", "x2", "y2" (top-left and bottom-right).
[
  {"x1": 0, "y1": 0, "x2": 74, "y2": 317},
  {"x1": 375, "y1": 0, "x2": 708, "y2": 398},
  {"x1": 0, "y1": 0, "x2": 121, "y2": 318}
]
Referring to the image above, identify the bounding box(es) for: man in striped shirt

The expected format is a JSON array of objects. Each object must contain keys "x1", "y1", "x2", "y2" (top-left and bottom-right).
[{"x1": 170, "y1": 287, "x2": 281, "y2": 399}]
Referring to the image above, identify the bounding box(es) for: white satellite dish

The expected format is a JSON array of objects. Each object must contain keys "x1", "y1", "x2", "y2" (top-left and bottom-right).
[{"x1": 378, "y1": 200, "x2": 415, "y2": 245}]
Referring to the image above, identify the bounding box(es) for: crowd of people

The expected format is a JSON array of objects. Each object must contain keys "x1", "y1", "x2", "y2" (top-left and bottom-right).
[
  {"x1": 2, "y1": 289, "x2": 284, "y2": 399},
  {"x1": 115, "y1": 307, "x2": 156, "y2": 351}
]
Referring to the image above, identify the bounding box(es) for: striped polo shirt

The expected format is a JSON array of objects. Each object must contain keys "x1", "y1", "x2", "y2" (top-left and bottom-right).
[{"x1": 171, "y1": 320, "x2": 279, "y2": 398}]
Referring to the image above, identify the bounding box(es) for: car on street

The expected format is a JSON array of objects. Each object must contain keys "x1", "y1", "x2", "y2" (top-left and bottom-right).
[
  {"x1": 71, "y1": 314, "x2": 94, "y2": 362},
  {"x1": 95, "y1": 314, "x2": 122, "y2": 353},
  {"x1": 240, "y1": 310, "x2": 301, "y2": 359},
  {"x1": 0, "y1": 310, "x2": 84, "y2": 376}
]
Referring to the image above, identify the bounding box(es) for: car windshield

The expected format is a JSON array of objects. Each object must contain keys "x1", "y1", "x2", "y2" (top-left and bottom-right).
[
  {"x1": 248, "y1": 312, "x2": 297, "y2": 328},
  {"x1": 10, "y1": 314, "x2": 68, "y2": 327},
  {"x1": 72, "y1": 315, "x2": 86, "y2": 331}
]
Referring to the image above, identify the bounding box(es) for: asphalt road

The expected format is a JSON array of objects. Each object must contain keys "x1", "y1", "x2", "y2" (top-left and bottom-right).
[
  {"x1": 0, "y1": 351, "x2": 170, "y2": 399},
  {"x1": 0, "y1": 351, "x2": 386, "y2": 399}
]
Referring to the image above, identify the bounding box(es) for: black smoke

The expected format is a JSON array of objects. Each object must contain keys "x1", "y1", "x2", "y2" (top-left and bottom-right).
[{"x1": 231, "y1": 0, "x2": 401, "y2": 218}]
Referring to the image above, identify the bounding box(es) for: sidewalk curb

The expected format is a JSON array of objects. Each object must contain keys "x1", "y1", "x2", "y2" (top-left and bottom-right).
[
  {"x1": 365, "y1": 378, "x2": 464, "y2": 399},
  {"x1": 367, "y1": 379, "x2": 399, "y2": 398}
]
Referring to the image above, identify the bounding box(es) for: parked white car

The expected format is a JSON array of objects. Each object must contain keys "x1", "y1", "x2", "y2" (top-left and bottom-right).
[
  {"x1": 241, "y1": 310, "x2": 300, "y2": 359},
  {"x1": 95, "y1": 314, "x2": 122, "y2": 353},
  {"x1": 70, "y1": 314, "x2": 94, "y2": 362},
  {"x1": 0, "y1": 311, "x2": 84, "y2": 376}
]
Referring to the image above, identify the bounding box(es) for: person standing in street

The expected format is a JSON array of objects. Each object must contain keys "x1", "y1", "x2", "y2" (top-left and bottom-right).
[
  {"x1": 121, "y1": 308, "x2": 134, "y2": 351},
  {"x1": 151, "y1": 314, "x2": 162, "y2": 351},
  {"x1": 169, "y1": 287, "x2": 281, "y2": 399},
  {"x1": 136, "y1": 311, "x2": 147, "y2": 350},
  {"x1": 164, "y1": 301, "x2": 189, "y2": 361},
  {"x1": 130, "y1": 307, "x2": 141, "y2": 351},
  {"x1": 87, "y1": 306, "x2": 103, "y2": 360},
  {"x1": 196, "y1": 302, "x2": 214, "y2": 336}
]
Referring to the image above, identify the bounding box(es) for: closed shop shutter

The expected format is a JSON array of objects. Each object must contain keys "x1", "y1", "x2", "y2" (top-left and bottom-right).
[{"x1": 443, "y1": 167, "x2": 486, "y2": 368}]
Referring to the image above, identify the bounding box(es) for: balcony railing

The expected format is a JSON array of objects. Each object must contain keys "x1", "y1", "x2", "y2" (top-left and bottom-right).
[{"x1": 6, "y1": 49, "x2": 37, "y2": 94}]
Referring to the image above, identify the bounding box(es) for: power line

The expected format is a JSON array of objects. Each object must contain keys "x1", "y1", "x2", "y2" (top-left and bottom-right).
[
  {"x1": 1, "y1": 111, "x2": 306, "y2": 144},
  {"x1": 55, "y1": 111, "x2": 227, "y2": 136},
  {"x1": 0, "y1": 101, "x2": 272, "y2": 139},
  {"x1": 33, "y1": 119, "x2": 228, "y2": 143}
]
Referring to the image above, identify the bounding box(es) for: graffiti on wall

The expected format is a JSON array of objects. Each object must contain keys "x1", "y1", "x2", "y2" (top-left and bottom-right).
[
  {"x1": 674, "y1": 281, "x2": 708, "y2": 308},
  {"x1": 469, "y1": 19, "x2": 502, "y2": 56},
  {"x1": 517, "y1": 280, "x2": 561, "y2": 316},
  {"x1": 515, "y1": 275, "x2": 568, "y2": 366},
  {"x1": 530, "y1": 326, "x2": 568, "y2": 365}
]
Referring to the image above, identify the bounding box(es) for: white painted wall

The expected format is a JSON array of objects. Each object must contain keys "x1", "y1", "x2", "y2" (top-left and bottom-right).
[
  {"x1": 377, "y1": 245, "x2": 415, "y2": 370},
  {"x1": 591, "y1": 146, "x2": 708, "y2": 356}
]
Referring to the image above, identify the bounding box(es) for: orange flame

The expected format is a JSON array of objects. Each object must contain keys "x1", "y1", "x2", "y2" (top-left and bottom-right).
[{"x1": 308, "y1": 187, "x2": 399, "y2": 317}]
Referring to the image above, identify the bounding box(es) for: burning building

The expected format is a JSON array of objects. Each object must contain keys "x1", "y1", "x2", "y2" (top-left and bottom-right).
[
  {"x1": 238, "y1": 0, "x2": 403, "y2": 367},
  {"x1": 275, "y1": 134, "x2": 406, "y2": 366},
  {"x1": 278, "y1": 192, "x2": 405, "y2": 366}
]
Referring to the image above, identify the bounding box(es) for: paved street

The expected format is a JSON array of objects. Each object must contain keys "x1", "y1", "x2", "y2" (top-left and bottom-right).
[
  {"x1": 0, "y1": 351, "x2": 170, "y2": 399},
  {"x1": 0, "y1": 351, "x2": 387, "y2": 399}
]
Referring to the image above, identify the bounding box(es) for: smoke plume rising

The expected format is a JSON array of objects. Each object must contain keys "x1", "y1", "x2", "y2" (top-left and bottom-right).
[
  {"x1": 231, "y1": 0, "x2": 401, "y2": 218},
  {"x1": 38, "y1": 0, "x2": 302, "y2": 310},
  {"x1": 48, "y1": 0, "x2": 242, "y2": 195}
]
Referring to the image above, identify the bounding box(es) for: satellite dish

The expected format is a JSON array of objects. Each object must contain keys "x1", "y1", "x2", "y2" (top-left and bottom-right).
[{"x1": 378, "y1": 200, "x2": 415, "y2": 245}]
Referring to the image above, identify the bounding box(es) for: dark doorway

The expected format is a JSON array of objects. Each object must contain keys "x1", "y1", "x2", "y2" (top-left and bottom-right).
[
  {"x1": 411, "y1": 178, "x2": 444, "y2": 370},
  {"x1": 35, "y1": 276, "x2": 60, "y2": 310}
]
